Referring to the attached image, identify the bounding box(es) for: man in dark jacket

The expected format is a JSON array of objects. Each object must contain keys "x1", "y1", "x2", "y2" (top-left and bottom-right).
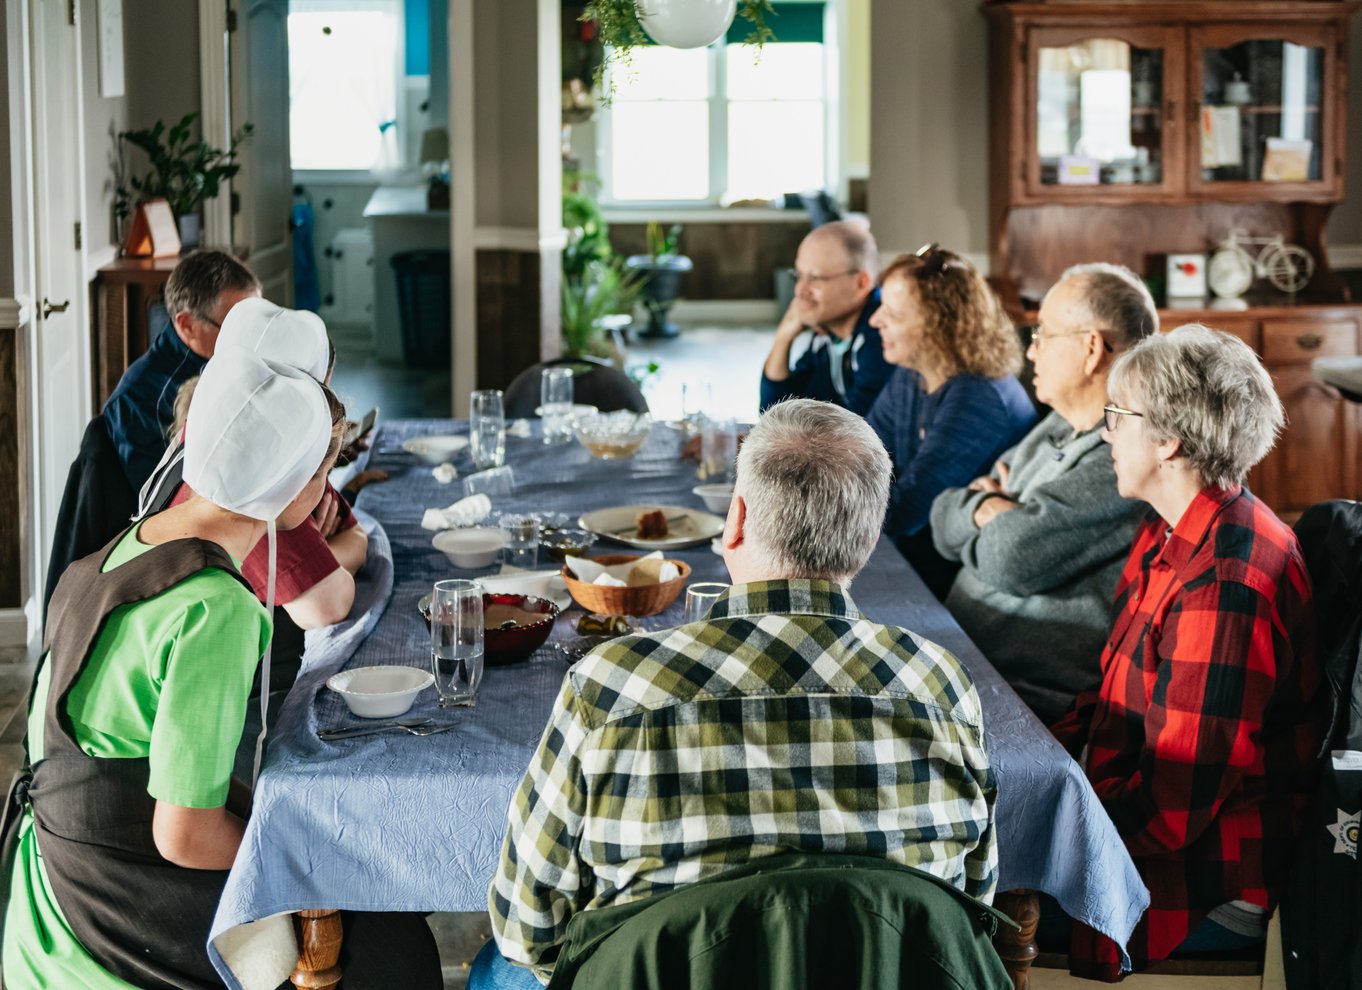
[
  {"x1": 759, "y1": 221, "x2": 891, "y2": 415},
  {"x1": 102, "y1": 250, "x2": 260, "y2": 492}
]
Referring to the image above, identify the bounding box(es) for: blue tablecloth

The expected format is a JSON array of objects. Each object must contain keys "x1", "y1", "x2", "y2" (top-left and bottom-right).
[{"x1": 210, "y1": 420, "x2": 1148, "y2": 988}]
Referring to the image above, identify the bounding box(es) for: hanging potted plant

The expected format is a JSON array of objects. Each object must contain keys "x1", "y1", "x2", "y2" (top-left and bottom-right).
[
  {"x1": 625, "y1": 223, "x2": 693, "y2": 339},
  {"x1": 115, "y1": 111, "x2": 253, "y2": 249},
  {"x1": 581, "y1": 0, "x2": 775, "y2": 97}
]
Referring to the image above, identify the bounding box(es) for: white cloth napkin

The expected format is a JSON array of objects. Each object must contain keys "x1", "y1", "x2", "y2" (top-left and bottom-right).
[
  {"x1": 421, "y1": 493, "x2": 492, "y2": 531},
  {"x1": 507, "y1": 419, "x2": 532, "y2": 438},
  {"x1": 431, "y1": 463, "x2": 458, "y2": 484},
  {"x1": 564, "y1": 550, "x2": 679, "y2": 587}
]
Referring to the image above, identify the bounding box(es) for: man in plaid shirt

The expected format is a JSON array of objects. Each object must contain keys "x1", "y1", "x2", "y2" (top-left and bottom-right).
[{"x1": 482, "y1": 400, "x2": 996, "y2": 985}]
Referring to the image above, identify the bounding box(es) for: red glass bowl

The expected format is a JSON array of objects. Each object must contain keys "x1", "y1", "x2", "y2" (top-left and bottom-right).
[{"x1": 420, "y1": 592, "x2": 561, "y2": 666}]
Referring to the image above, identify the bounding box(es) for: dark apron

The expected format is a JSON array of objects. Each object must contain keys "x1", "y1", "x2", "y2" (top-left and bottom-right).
[{"x1": 2, "y1": 530, "x2": 255, "y2": 989}]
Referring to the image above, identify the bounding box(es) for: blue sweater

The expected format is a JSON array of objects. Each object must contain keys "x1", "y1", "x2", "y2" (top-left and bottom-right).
[
  {"x1": 759, "y1": 291, "x2": 893, "y2": 416},
  {"x1": 867, "y1": 369, "x2": 1036, "y2": 542},
  {"x1": 102, "y1": 305, "x2": 205, "y2": 492}
]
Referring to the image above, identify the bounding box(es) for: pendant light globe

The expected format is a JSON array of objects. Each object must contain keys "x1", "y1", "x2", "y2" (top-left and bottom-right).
[{"x1": 638, "y1": 0, "x2": 737, "y2": 49}]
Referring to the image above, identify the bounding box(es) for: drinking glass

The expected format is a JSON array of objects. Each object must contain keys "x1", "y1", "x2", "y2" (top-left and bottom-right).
[
  {"x1": 700, "y1": 416, "x2": 738, "y2": 483},
  {"x1": 540, "y1": 368, "x2": 575, "y2": 445},
  {"x1": 470, "y1": 389, "x2": 506, "y2": 470},
  {"x1": 462, "y1": 465, "x2": 516, "y2": 498},
  {"x1": 683, "y1": 582, "x2": 730, "y2": 623},
  {"x1": 430, "y1": 579, "x2": 484, "y2": 708},
  {"x1": 681, "y1": 381, "x2": 712, "y2": 435},
  {"x1": 499, "y1": 514, "x2": 540, "y2": 569}
]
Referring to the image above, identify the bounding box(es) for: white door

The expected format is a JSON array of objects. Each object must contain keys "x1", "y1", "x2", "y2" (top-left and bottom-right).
[
  {"x1": 230, "y1": 0, "x2": 293, "y2": 304},
  {"x1": 27, "y1": 0, "x2": 92, "y2": 614}
]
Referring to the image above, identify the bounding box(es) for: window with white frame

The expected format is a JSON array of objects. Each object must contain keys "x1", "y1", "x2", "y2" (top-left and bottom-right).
[
  {"x1": 600, "y1": 3, "x2": 830, "y2": 205},
  {"x1": 289, "y1": 0, "x2": 403, "y2": 171}
]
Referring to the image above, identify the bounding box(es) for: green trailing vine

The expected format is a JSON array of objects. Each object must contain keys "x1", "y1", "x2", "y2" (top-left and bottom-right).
[{"x1": 580, "y1": 0, "x2": 776, "y2": 102}]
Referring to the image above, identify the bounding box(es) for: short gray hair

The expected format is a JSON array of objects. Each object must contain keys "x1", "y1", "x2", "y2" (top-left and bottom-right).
[
  {"x1": 1058, "y1": 262, "x2": 1159, "y2": 351},
  {"x1": 808, "y1": 220, "x2": 880, "y2": 276},
  {"x1": 1109, "y1": 323, "x2": 1283, "y2": 488},
  {"x1": 164, "y1": 249, "x2": 260, "y2": 320},
  {"x1": 736, "y1": 399, "x2": 891, "y2": 581}
]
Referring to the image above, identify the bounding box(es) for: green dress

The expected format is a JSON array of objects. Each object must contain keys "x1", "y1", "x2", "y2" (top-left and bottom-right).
[{"x1": 2, "y1": 528, "x2": 271, "y2": 989}]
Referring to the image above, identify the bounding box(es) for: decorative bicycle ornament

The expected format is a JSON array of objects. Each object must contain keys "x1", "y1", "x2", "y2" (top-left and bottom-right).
[{"x1": 1208, "y1": 230, "x2": 1315, "y2": 298}]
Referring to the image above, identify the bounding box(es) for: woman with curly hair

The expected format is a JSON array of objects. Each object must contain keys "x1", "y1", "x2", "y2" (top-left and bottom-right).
[{"x1": 866, "y1": 245, "x2": 1035, "y2": 593}]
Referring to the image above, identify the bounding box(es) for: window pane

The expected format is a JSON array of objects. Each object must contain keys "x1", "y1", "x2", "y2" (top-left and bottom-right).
[
  {"x1": 289, "y1": 11, "x2": 397, "y2": 170},
  {"x1": 727, "y1": 43, "x2": 824, "y2": 101},
  {"x1": 611, "y1": 103, "x2": 710, "y2": 200},
  {"x1": 612, "y1": 46, "x2": 710, "y2": 102},
  {"x1": 727, "y1": 101, "x2": 824, "y2": 199}
]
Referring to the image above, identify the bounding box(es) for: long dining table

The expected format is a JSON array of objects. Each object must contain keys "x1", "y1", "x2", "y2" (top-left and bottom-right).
[{"x1": 208, "y1": 419, "x2": 1148, "y2": 990}]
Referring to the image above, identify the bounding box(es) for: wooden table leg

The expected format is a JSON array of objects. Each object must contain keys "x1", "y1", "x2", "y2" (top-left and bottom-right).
[
  {"x1": 993, "y1": 889, "x2": 1040, "y2": 990},
  {"x1": 291, "y1": 909, "x2": 343, "y2": 990}
]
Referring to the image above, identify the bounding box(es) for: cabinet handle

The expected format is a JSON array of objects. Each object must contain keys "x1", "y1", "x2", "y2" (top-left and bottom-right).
[
  {"x1": 40, "y1": 298, "x2": 69, "y2": 319},
  {"x1": 1296, "y1": 333, "x2": 1324, "y2": 351}
]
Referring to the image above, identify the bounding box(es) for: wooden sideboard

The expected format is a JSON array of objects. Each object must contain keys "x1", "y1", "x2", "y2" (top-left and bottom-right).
[{"x1": 90, "y1": 256, "x2": 179, "y2": 408}]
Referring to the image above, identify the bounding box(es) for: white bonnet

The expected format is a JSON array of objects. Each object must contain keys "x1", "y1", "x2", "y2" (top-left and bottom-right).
[
  {"x1": 183, "y1": 348, "x2": 332, "y2": 521},
  {"x1": 215, "y1": 296, "x2": 331, "y2": 380}
]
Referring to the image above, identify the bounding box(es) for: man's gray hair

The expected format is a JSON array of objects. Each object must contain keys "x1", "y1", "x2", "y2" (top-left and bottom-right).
[
  {"x1": 1109, "y1": 323, "x2": 1283, "y2": 489},
  {"x1": 736, "y1": 399, "x2": 890, "y2": 581},
  {"x1": 809, "y1": 220, "x2": 880, "y2": 276},
  {"x1": 164, "y1": 249, "x2": 260, "y2": 320},
  {"x1": 1058, "y1": 262, "x2": 1158, "y2": 351}
]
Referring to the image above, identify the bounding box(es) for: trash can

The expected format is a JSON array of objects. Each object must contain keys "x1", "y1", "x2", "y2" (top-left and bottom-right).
[{"x1": 391, "y1": 250, "x2": 451, "y2": 366}]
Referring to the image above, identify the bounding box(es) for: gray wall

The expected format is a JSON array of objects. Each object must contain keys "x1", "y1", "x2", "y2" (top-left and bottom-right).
[{"x1": 124, "y1": 1, "x2": 200, "y2": 134}]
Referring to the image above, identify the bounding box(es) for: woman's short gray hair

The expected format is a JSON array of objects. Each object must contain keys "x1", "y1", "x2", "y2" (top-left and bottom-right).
[
  {"x1": 1109, "y1": 323, "x2": 1283, "y2": 488},
  {"x1": 736, "y1": 399, "x2": 891, "y2": 581}
]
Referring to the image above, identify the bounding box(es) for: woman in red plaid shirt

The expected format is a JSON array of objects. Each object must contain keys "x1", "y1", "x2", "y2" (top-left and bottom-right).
[{"x1": 1049, "y1": 323, "x2": 1326, "y2": 979}]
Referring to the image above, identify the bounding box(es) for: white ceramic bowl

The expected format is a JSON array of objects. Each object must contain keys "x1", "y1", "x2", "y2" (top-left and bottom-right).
[
  {"x1": 534, "y1": 403, "x2": 599, "y2": 421},
  {"x1": 326, "y1": 665, "x2": 434, "y2": 718},
  {"x1": 403, "y1": 434, "x2": 470, "y2": 465},
  {"x1": 692, "y1": 484, "x2": 734, "y2": 513},
  {"x1": 432, "y1": 526, "x2": 506, "y2": 568}
]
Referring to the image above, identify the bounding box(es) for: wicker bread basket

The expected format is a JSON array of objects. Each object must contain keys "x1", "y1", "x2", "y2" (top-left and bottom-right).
[{"x1": 560, "y1": 554, "x2": 691, "y2": 617}]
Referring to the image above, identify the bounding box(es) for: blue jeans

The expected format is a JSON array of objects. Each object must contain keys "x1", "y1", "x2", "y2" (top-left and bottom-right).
[{"x1": 467, "y1": 939, "x2": 544, "y2": 990}]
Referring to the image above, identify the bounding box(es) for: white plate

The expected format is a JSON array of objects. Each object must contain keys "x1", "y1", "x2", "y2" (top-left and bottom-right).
[
  {"x1": 578, "y1": 505, "x2": 726, "y2": 550},
  {"x1": 478, "y1": 570, "x2": 573, "y2": 611}
]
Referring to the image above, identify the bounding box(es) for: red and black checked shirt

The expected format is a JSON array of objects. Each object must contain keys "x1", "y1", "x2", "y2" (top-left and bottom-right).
[{"x1": 1050, "y1": 485, "x2": 1324, "y2": 979}]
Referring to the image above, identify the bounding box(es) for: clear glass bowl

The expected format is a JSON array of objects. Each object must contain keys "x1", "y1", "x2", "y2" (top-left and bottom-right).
[{"x1": 574, "y1": 412, "x2": 652, "y2": 460}]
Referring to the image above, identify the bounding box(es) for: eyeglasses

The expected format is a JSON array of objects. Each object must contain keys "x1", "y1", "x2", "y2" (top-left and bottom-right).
[
  {"x1": 197, "y1": 313, "x2": 223, "y2": 329},
  {"x1": 913, "y1": 242, "x2": 953, "y2": 279},
  {"x1": 785, "y1": 267, "x2": 857, "y2": 285},
  {"x1": 1103, "y1": 403, "x2": 1144, "y2": 432},
  {"x1": 1023, "y1": 324, "x2": 1115, "y2": 354}
]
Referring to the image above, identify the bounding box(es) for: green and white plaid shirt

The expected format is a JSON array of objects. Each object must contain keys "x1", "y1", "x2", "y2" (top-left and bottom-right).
[{"x1": 489, "y1": 580, "x2": 997, "y2": 976}]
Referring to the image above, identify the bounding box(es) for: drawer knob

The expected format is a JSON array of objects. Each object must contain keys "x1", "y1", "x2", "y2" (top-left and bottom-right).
[{"x1": 1296, "y1": 333, "x2": 1324, "y2": 351}]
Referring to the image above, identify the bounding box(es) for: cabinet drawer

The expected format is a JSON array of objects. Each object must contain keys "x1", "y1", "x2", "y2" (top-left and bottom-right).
[{"x1": 1261, "y1": 321, "x2": 1357, "y2": 365}]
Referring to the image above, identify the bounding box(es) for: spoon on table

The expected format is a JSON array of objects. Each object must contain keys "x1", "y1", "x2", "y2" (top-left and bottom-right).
[{"x1": 319, "y1": 716, "x2": 433, "y2": 740}]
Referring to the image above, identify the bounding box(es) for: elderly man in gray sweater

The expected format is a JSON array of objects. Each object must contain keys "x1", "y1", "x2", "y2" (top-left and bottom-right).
[{"x1": 930, "y1": 263, "x2": 1157, "y2": 724}]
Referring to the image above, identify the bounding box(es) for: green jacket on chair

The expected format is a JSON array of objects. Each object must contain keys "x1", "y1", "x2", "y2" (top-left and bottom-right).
[{"x1": 545, "y1": 853, "x2": 1017, "y2": 990}]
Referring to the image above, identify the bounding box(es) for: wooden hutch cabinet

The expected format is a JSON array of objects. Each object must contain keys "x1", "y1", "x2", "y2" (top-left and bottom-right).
[{"x1": 985, "y1": 1, "x2": 1361, "y2": 518}]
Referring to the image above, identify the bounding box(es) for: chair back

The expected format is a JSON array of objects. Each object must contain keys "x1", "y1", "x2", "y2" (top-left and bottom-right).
[
  {"x1": 503, "y1": 358, "x2": 648, "y2": 419},
  {"x1": 545, "y1": 853, "x2": 1014, "y2": 990},
  {"x1": 42, "y1": 415, "x2": 136, "y2": 622},
  {"x1": 1281, "y1": 499, "x2": 1362, "y2": 990}
]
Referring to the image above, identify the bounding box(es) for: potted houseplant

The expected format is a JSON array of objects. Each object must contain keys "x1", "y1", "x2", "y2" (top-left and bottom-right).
[
  {"x1": 562, "y1": 259, "x2": 643, "y2": 360},
  {"x1": 115, "y1": 112, "x2": 253, "y2": 249},
  {"x1": 625, "y1": 222, "x2": 692, "y2": 339},
  {"x1": 581, "y1": 0, "x2": 775, "y2": 99}
]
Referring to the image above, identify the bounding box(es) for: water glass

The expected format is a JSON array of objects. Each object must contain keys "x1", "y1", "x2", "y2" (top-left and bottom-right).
[
  {"x1": 499, "y1": 514, "x2": 540, "y2": 569},
  {"x1": 430, "y1": 580, "x2": 484, "y2": 707},
  {"x1": 681, "y1": 381, "x2": 712, "y2": 435},
  {"x1": 462, "y1": 465, "x2": 516, "y2": 498},
  {"x1": 470, "y1": 389, "x2": 506, "y2": 470},
  {"x1": 683, "y1": 582, "x2": 730, "y2": 624},
  {"x1": 700, "y1": 416, "x2": 738, "y2": 484},
  {"x1": 540, "y1": 368, "x2": 575, "y2": 445}
]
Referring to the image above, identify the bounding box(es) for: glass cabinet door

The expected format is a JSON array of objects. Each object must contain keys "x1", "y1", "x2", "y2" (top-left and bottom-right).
[
  {"x1": 1190, "y1": 25, "x2": 1337, "y2": 194},
  {"x1": 1025, "y1": 27, "x2": 1183, "y2": 199}
]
